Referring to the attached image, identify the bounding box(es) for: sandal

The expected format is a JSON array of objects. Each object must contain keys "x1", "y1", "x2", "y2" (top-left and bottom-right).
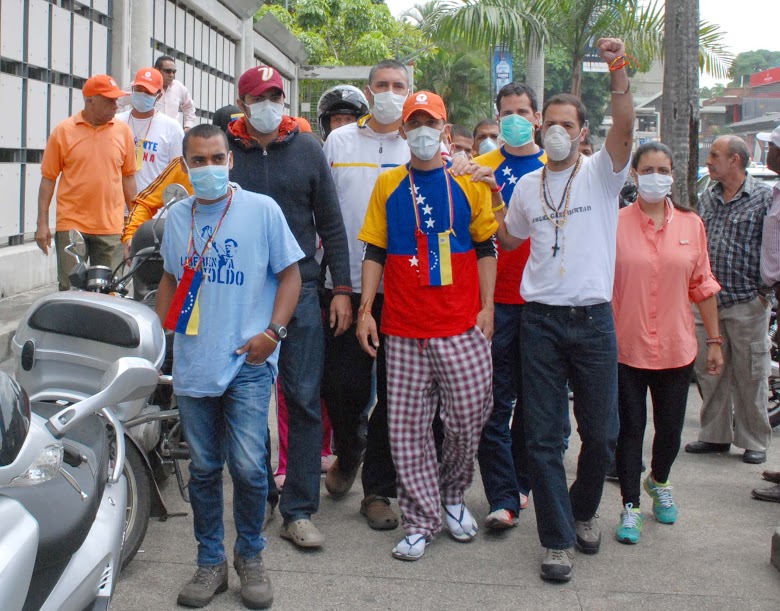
[
  {"x1": 391, "y1": 534, "x2": 429, "y2": 561},
  {"x1": 443, "y1": 503, "x2": 477, "y2": 542}
]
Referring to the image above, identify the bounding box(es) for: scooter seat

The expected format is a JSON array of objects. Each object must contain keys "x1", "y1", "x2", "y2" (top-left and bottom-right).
[{"x1": 2, "y1": 405, "x2": 109, "y2": 570}]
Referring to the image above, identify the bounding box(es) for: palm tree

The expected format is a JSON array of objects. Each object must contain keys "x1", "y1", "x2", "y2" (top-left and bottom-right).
[
  {"x1": 661, "y1": 0, "x2": 700, "y2": 209},
  {"x1": 426, "y1": 0, "x2": 732, "y2": 99}
]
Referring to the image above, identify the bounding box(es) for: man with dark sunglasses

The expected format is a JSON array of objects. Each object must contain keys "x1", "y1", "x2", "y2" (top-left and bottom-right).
[{"x1": 153, "y1": 55, "x2": 196, "y2": 131}]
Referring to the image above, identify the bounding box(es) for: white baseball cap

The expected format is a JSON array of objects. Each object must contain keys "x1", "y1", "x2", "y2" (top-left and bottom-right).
[{"x1": 757, "y1": 125, "x2": 780, "y2": 147}]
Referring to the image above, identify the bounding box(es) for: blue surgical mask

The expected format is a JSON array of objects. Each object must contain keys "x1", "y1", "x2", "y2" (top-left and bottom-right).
[
  {"x1": 186, "y1": 163, "x2": 230, "y2": 201},
  {"x1": 130, "y1": 91, "x2": 157, "y2": 113},
  {"x1": 500, "y1": 114, "x2": 534, "y2": 148}
]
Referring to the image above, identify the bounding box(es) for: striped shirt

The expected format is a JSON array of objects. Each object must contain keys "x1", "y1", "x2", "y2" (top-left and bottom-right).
[
  {"x1": 699, "y1": 174, "x2": 773, "y2": 307},
  {"x1": 760, "y1": 184, "x2": 780, "y2": 287}
]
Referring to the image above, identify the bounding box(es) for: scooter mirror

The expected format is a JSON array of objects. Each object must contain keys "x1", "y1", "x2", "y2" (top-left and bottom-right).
[
  {"x1": 67, "y1": 230, "x2": 87, "y2": 259},
  {"x1": 46, "y1": 357, "x2": 159, "y2": 438},
  {"x1": 162, "y1": 183, "x2": 188, "y2": 204}
]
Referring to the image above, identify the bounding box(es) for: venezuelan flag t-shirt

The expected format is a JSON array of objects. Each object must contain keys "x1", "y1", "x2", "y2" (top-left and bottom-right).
[{"x1": 359, "y1": 164, "x2": 497, "y2": 339}]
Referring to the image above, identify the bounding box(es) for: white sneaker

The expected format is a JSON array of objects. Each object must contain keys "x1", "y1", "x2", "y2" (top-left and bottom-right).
[
  {"x1": 392, "y1": 534, "x2": 428, "y2": 561},
  {"x1": 443, "y1": 503, "x2": 478, "y2": 542},
  {"x1": 484, "y1": 509, "x2": 519, "y2": 531}
]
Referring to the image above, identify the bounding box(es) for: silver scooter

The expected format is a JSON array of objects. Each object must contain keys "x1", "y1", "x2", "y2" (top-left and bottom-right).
[
  {"x1": 12, "y1": 184, "x2": 192, "y2": 569},
  {"x1": 0, "y1": 357, "x2": 159, "y2": 611}
]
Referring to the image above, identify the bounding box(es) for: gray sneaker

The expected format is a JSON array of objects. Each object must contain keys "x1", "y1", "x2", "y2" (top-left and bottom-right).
[
  {"x1": 234, "y1": 553, "x2": 273, "y2": 609},
  {"x1": 540, "y1": 548, "x2": 574, "y2": 582},
  {"x1": 575, "y1": 516, "x2": 601, "y2": 554},
  {"x1": 177, "y1": 562, "x2": 228, "y2": 608}
]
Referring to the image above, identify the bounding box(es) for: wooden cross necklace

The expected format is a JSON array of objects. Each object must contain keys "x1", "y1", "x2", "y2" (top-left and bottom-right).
[{"x1": 539, "y1": 155, "x2": 583, "y2": 263}]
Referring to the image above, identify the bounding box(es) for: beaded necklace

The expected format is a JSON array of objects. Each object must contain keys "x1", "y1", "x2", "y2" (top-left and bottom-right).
[{"x1": 539, "y1": 154, "x2": 583, "y2": 272}]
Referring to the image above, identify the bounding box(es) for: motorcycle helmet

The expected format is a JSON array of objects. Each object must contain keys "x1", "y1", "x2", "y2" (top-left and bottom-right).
[
  {"x1": 0, "y1": 372, "x2": 31, "y2": 468},
  {"x1": 317, "y1": 85, "x2": 369, "y2": 139}
]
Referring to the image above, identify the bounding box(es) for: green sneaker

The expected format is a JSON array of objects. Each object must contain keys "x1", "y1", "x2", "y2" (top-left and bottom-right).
[
  {"x1": 615, "y1": 503, "x2": 643, "y2": 544},
  {"x1": 643, "y1": 475, "x2": 678, "y2": 524}
]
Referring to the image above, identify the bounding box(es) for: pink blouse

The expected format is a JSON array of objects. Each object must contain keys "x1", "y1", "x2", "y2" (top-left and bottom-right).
[{"x1": 613, "y1": 200, "x2": 720, "y2": 369}]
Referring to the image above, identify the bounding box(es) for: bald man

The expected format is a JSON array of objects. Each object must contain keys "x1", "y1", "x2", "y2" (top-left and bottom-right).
[{"x1": 686, "y1": 135, "x2": 775, "y2": 464}]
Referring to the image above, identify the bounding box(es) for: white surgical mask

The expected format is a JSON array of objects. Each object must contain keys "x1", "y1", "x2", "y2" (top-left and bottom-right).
[
  {"x1": 405, "y1": 126, "x2": 442, "y2": 161},
  {"x1": 543, "y1": 125, "x2": 582, "y2": 162},
  {"x1": 636, "y1": 173, "x2": 674, "y2": 204},
  {"x1": 247, "y1": 100, "x2": 284, "y2": 133},
  {"x1": 369, "y1": 89, "x2": 407, "y2": 124},
  {"x1": 478, "y1": 137, "x2": 499, "y2": 155}
]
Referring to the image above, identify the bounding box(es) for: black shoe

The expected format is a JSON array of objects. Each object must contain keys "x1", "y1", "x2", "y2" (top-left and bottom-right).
[
  {"x1": 684, "y1": 441, "x2": 730, "y2": 454},
  {"x1": 743, "y1": 450, "x2": 767, "y2": 464},
  {"x1": 177, "y1": 562, "x2": 228, "y2": 608},
  {"x1": 234, "y1": 553, "x2": 273, "y2": 609}
]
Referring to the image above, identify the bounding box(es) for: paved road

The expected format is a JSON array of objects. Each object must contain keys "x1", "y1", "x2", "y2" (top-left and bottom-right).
[{"x1": 111, "y1": 387, "x2": 780, "y2": 611}]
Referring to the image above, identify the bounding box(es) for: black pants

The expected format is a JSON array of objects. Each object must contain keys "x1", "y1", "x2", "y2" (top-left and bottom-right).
[
  {"x1": 321, "y1": 291, "x2": 397, "y2": 497},
  {"x1": 616, "y1": 361, "x2": 694, "y2": 507}
]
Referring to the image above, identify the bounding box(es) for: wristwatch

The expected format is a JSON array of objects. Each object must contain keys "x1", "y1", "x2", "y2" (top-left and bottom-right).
[{"x1": 267, "y1": 323, "x2": 288, "y2": 340}]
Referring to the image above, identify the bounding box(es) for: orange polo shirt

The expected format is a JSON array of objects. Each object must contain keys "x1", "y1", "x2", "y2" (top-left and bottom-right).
[
  {"x1": 41, "y1": 112, "x2": 136, "y2": 234},
  {"x1": 612, "y1": 200, "x2": 720, "y2": 370}
]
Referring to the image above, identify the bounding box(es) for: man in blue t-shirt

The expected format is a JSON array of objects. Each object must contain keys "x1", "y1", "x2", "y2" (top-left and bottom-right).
[{"x1": 157, "y1": 124, "x2": 304, "y2": 609}]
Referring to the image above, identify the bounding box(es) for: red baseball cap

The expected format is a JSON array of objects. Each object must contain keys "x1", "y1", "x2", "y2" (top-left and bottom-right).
[
  {"x1": 132, "y1": 67, "x2": 164, "y2": 94},
  {"x1": 82, "y1": 74, "x2": 127, "y2": 98},
  {"x1": 402, "y1": 91, "x2": 447, "y2": 122},
  {"x1": 238, "y1": 65, "x2": 285, "y2": 98}
]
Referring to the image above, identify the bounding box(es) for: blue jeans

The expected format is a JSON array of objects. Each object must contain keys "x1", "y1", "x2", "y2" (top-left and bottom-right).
[
  {"x1": 478, "y1": 303, "x2": 531, "y2": 514},
  {"x1": 177, "y1": 362, "x2": 272, "y2": 566},
  {"x1": 278, "y1": 282, "x2": 325, "y2": 522},
  {"x1": 521, "y1": 302, "x2": 618, "y2": 550}
]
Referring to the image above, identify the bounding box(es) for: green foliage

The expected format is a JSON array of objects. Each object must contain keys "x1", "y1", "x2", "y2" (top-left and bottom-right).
[
  {"x1": 415, "y1": 46, "x2": 492, "y2": 127},
  {"x1": 700, "y1": 83, "x2": 726, "y2": 99},
  {"x1": 522, "y1": 44, "x2": 610, "y2": 130},
  {"x1": 255, "y1": 0, "x2": 428, "y2": 66},
  {"x1": 728, "y1": 50, "x2": 780, "y2": 87}
]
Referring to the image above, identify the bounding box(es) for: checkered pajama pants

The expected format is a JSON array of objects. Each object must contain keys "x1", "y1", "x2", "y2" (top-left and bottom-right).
[{"x1": 385, "y1": 328, "x2": 494, "y2": 538}]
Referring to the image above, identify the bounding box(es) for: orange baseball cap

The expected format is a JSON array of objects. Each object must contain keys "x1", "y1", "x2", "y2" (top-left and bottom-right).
[
  {"x1": 132, "y1": 67, "x2": 164, "y2": 94},
  {"x1": 402, "y1": 91, "x2": 447, "y2": 122},
  {"x1": 82, "y1": 74, "x2": 127, "y2": 98}
]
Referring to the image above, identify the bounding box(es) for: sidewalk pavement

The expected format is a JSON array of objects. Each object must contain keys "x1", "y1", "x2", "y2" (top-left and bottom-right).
[
  {"x1": 111, "y1": 400, "x2": 780, "y2": 610},
  {"x1": 2, "y1": 286, "x2": 779, "y2": 610}
]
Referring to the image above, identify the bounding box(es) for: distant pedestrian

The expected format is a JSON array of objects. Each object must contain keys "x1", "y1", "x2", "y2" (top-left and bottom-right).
[
  {"x1": 472, "y1": 118, "x2": 499, "y2": 156},
  {"x1": 154, "y1": 55, "x2": 196, "y2": 131},
  {"x1": 36, "y1": 74, "x2": 136, "y2": 290}
]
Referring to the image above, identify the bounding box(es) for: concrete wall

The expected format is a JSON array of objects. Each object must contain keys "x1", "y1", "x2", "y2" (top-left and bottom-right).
[{"x1": 0, "y1": 1, "x2": 305, "y2": 298}]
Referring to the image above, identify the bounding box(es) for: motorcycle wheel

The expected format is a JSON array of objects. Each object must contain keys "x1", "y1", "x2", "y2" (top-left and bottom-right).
[
  {"x1": 769, "y1": 376, "x2": 780, "y2": 428},
  {"x1": 122, "y1": 442, "x2": 152, "y2": 569}
]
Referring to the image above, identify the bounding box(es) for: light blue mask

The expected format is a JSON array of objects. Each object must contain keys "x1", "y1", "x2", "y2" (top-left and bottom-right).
[
  {"x1": 130, "y1": 91, "x2": 157, "y2": 113},
  {"x1": 500, "y1": 114, "x2": 535, "y2": 148},
  {"x1": 187, "y1": 163, "x2": 230, "y2": 201},
  {"x1": 478, "y1": 137, "x2": 499, "y2": 156}
]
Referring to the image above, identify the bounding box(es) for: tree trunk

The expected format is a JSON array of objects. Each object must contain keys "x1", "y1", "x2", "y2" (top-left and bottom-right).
[
  {"x1": 570, "y1": 54, "x2": 583, "y2": 98},
  {"x1": 526, "y1": 36, "x2": 545, "y2": 107},
  {"x1": 661, "y1": 0, "x2": 700, "y2": 209}
]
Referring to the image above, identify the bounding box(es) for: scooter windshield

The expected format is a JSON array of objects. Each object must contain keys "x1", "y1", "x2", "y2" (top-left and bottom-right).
[{"x1": 0, "y1": 372, "x2": 31, "y2": 467}]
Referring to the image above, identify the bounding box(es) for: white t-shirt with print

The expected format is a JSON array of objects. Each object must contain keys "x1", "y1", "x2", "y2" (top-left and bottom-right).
[
  {"x1": 116, "y1": 110, "x2": 184, "y2": 192},
  {"x1": 504, "y1": 146, "x2": 630, "y2": 306}
]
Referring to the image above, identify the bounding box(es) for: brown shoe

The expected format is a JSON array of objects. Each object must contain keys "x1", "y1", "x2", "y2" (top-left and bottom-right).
[
  {"x1": 752, "y1": 483, "x2": 780, "y2": 503},
  {"x1": 177, "y1": 562, "x2": 228, "y2": 608},
  {"x1": 360, "y1": 495, "x2": 399, "y2": 530},
  {"x1": 762, "y1": 470, "x2": 780, "y2": 484},
  {"x1": 324, "y1": 458, "x2": 359, "y2": 498},
  {"x1": 234, "y1": 553, "x2": 273, "y2": 609}
]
